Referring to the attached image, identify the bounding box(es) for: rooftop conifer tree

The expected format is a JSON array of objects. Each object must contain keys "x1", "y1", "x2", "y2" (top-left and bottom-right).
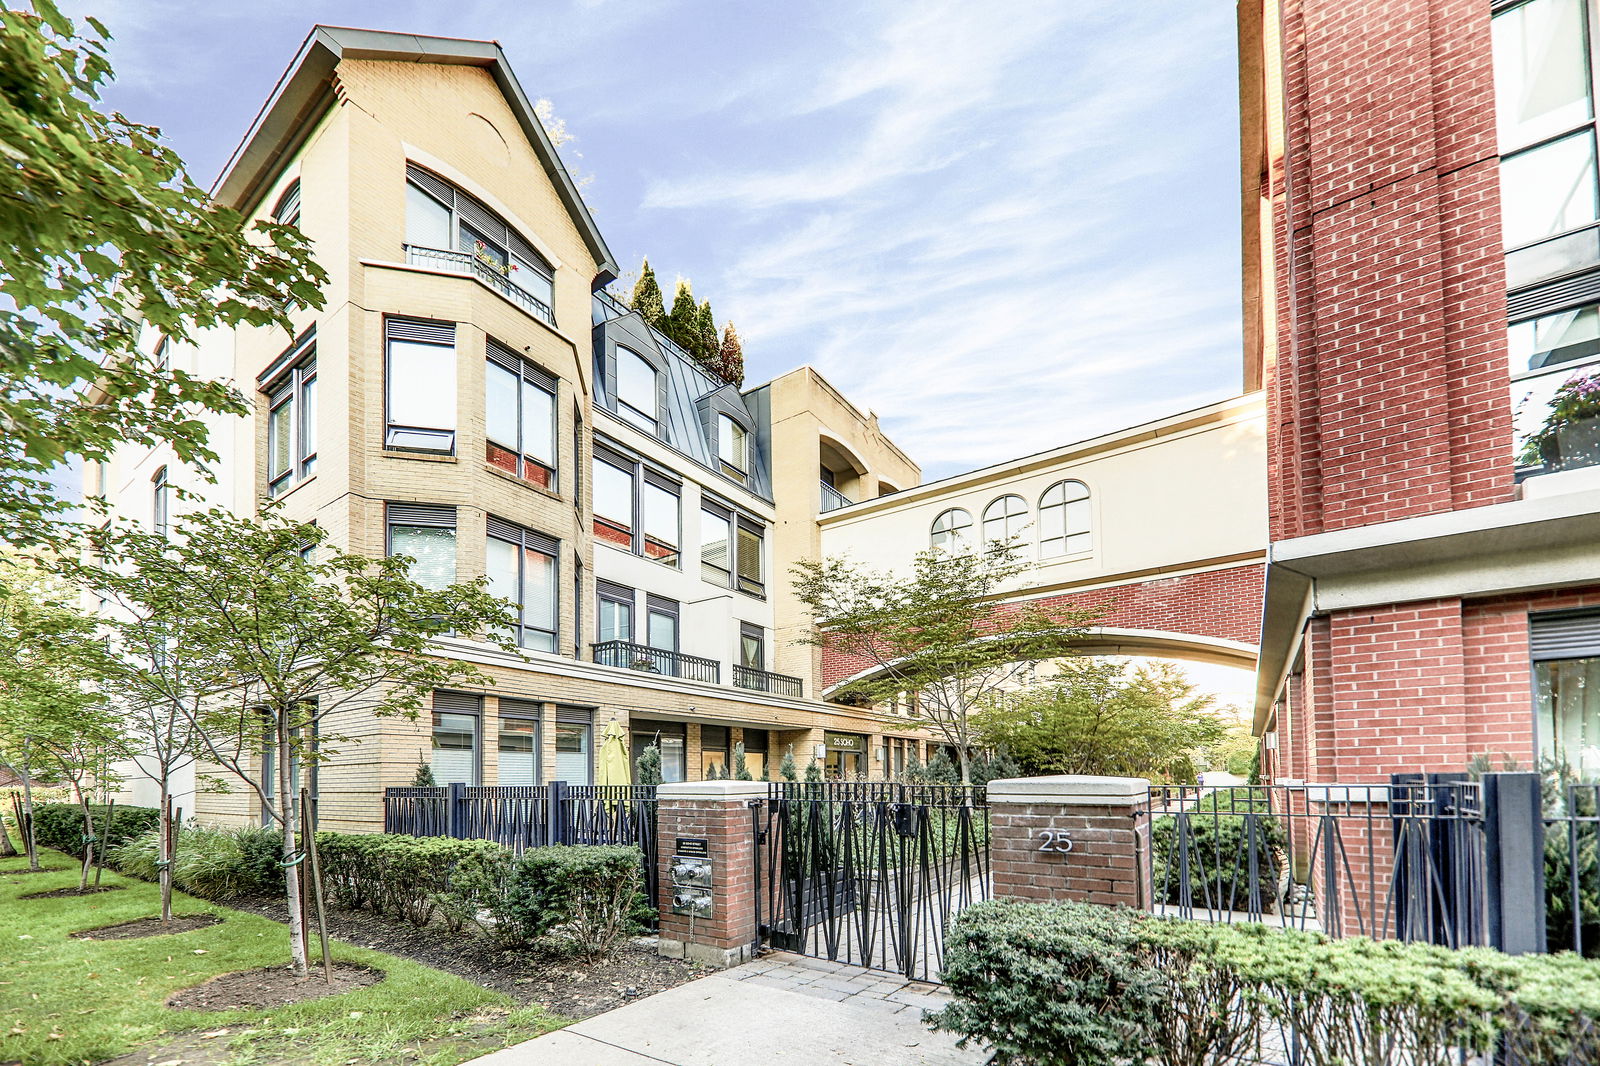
[
  {"x1": 630, "y1": 259, "x2": 666, "y2": 329},
  {"x1": 718, "y1": 323, "x2": 746, "y2": 387},
  {"x1": 695, "y1": 300, "x2": 719, "y2": 372},
  {"x1": 667, "y1": 280, "x2": 699, "y2": 354}
]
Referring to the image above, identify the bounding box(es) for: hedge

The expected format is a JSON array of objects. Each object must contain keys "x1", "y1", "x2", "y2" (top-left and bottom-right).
[
  {"x1": 463, "y1": 844, "x2": 646, "y2": 959},
  {"x1": 314, "y1": 832, "x2": 509, "y2": 929},
  {"x1": 929, "y1": 900, "x2": 1600, "y2": 1066},
  {"x1": 31, "y1": 802, "x2": 160, "y2": 857},
  {"x1": 112, "y1": 824, "x2": 284, "y2": 899}
]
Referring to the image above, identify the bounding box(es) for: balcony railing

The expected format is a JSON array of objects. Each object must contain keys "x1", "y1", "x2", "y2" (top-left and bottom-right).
[
  {"x1": 733, "y1": 664, "x2": 804, "y2": 698},
  {"x1": 593, "y1": 640, "x2": 720, "y2": 684},
  {"x1": 404, "y1": 244, "x2": 554, "y2": 326},
  {"x1": 820, "y1": 481, "x2": 853, "y2": 513}
]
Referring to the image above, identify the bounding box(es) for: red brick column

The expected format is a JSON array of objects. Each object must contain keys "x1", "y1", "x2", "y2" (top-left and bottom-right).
[
  {"x1": 986, "y1": 776, "x2": 1151, "y2": 908},
  {"x1": 654, "y1": 781, "x2": 765, "y2": 968}
]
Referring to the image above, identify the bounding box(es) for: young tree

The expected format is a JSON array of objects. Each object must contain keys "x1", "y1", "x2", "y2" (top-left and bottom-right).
[
  {"x1": 38, "y1": 706, "x2": 123, "y2": 892},
  {"x1": 694, "y1": 300, "x2": 719, "y2": 371},
  {"x1": 411, "y1": 760, "x2": 438, "y2": 787},
  {"x1": 972, "y1": 659, "x2": 1230, "y2": 783},
  {"x1": 778, "y1": 748, "x2": 799, "y2": 783},
  {"x1": 630, "y1": 259, "x2": 666, "y2": 328},
  {"x1": 793, "y1": 542, "x2": 1103, "y2": 784},
  {"x1": 732, "y1": 742, "x2": 753, "y2": 781},
  {"x1": 667, "y1": 280, "x2": 699, "y2": 353},
  {"x1": 718, "y1": 322, "x2": 746, "y2": 387},
  {"x1": 0, "y1": 4, "x2": 326, "y2": 541},
  {"x1": 86, "y1": 508, "x2": 514, "y2": 977},
  {"x1": 635, "y1": 742, "x2": 663, "y2": 787}
]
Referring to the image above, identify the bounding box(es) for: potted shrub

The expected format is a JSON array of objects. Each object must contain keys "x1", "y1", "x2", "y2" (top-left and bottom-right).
[{"x1": 1522, "y1": 372, "x2": 1600, "y2": 471}]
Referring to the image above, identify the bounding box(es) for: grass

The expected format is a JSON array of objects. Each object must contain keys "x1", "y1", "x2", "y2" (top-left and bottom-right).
[{"x1": 0, "y1": 851, "x2": 563, "y2": 1066}]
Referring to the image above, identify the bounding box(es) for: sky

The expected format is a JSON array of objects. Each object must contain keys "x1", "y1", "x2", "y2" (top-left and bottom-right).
[{"x1": 62, "y1": 0, "x2": 1244, "y2": 482}]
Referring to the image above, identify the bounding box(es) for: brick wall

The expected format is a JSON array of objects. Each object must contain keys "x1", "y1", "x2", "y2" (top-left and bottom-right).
[
  {"x1": 655, "y1": 797, "x2": 757, "y2": 961},
  {"x1": 990, "y1": 800, "x2": 1149, "y2": 907},
  {"x1": 820, "y1": 563, "x2": 1264, "y2": 690}
]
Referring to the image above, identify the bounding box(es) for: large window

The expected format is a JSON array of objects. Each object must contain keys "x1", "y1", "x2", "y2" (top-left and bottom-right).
[
  {"x1": 496, "y1": 701, "x2": 540, "y2": 786},
  {"x1": 631, "y1": 720, "x2": 685, "y2": 783},
  {"x1": 736, "y1": 518, "x2": 765, "y2": 597},
  {"x1": 702, "y1": 504, "x2": 767, "y2": 597},
  {"x1": 701, "y1": 506, "x2": 732, "y2": 585},
  {"x1": 615, "y1": 348, "x2": 659, "y2": 432},
  {"x1": 387, "y1": 503, "x2": 457, "y2": 590},
  {"x1": 554, "y1": 707, "x2": 592, "y2": 784},
  {"x1": 486, "y1": 339, "x2": 557, "y2": 489},
  {"x1": 647, "y1": 595, "x2": 679, "y2": 653},
  {"x1": 431, "y1": 692, "x2": 481, "y2": 785},
  {"x1": 597, "y1": 580, "x2": 634, "y2": 643},
  {"x1": 152, "y1": 466, "x2": 169, "y2": 538},
  {"x1": 486, "y1": 517, "x2": 559, "y2": 653},
  {"x1": 1510, "y1": 302, "x2": 1600, "y2": 473},
  {"x1": 385, "y1": 318, "x2": 456, "y2": 454},
  {"x1": 701, "y1": 725, "x2": 729, "y2": 779},
  {"x1": 1039, "y1": 480, "x2": 1092, "y2": 556},
  {"x1": 930, "y1": 508, "x2": 972, "y2": 550},
  {"x1": 592, "y1": 443, "x2": 681, "y2": 565},
  {"x1": 982, "y1": 495, "x2": 1028, "y2": 545},
  {"x1": 266, "y1": 338, "x2": 316, "y2": 497},
  {"x1": 1533, "y1": 612, "x2": 1600, "y2": 781},
  {"x1": 1493, "y1": 0, "x2": 1600, "y2": 288},
  {"x1": 718, "y1": 414, "x2": 749, "y2": 482},
  {"x1": 404, "y1": 164, "x2": 554, "y2": 322}
]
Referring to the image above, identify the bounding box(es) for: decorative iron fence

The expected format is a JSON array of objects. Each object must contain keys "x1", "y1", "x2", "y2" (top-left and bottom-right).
[
  {"x1": 384, "y1": 781, "x2": 659, "y2": 920},
  {"x1": 592, "y1": 639, "x2": 721, "y2": 684},
  {"x1": 1541, "y1": 780, "x2": 1600, "y2": 957},
  {"x1": 732, "y1": 663, "x2": 804, "y2": 698},
  {"x1": 754, "y1": 781, "x2": 990, "y2": 980}
]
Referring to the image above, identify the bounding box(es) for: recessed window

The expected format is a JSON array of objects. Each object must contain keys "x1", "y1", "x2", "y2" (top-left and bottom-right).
[
  {"x1": 930, "y1": 508, "x2": 972, "y2": 550},
  {"x1": 740, "y1": 622, "x2": 765, "y2": 671},
  {"x1": 485, "y1": 516, "x2": 559, "y2": 653},
  {"x1": 266, "y1": 338, "x2": 316, "y2": 497},
  {"x1": 385, "y1": 318, "x2": 456, "y2": 454},
  {"x1": 592, "y1": 443, "x2": 681, "y2": 566},
  {"x1": 485, "y1": 339, "x2": 557, "y2": 489},
  {"x1": 152, "y1": 466, "x2": 170, "y2": 538},
  {"x1": 387, "y1": 503, "x2": 457, "y2": 590},
  {"x1": 982, "y1": 495, "x2": 1029, "y2": 544},
  {"x1": 596, "y1": 579, "x2": 634, "y2": 644},
  {"x1": 736, "y1": 521, "x2": 765, "y2": 597},
  {"x1": 1039, "y1": 480, "x2": 1092, "y2": 556},
  {"x1": 616, "y1": 348, "x2": 659, "y2": 433},
  {"x1": 554, "y1": 707, "x2": 592, "y2": 784},
  {"x1": 497, "y1": 704, "x2": 540, "y2": 786},
  {"x1": 718, "y1": 414, "x2": 749, "y2": 481},
  {"x1": 647, "y1": 595, "x2": 679, "y2": 653},
  {"x1": 701, "y1": 506, "x2": 732, "y2": 586},
  {"x1": 431, "y1": 692, "x2": 481, "y2": 785},
  {"x1": 698, "y1": 502, "x2": 765, "y2": 598}
]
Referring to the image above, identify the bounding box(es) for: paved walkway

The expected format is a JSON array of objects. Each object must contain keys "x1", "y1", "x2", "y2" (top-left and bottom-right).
[{"x1": 467, "y1": 952, "x2": 984, "y2": 1065}]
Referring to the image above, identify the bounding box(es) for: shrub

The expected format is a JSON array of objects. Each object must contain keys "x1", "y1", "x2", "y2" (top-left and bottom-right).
[
  {"x1": 1149, "y1": 787, "x2": 1285, "y2": 910},
  {"x1": 929, "y1": 901, "x2": 1600, "y2": 1066},
  {"x1": 112, "y1": 823, "x2": 284, "y2": 899},
  {"x1": 32, "y1": 802, "x2": 159, "y2": 857},
  {"x1": 315, "y1": 832, "x2": 510, "y2": 929},
  {"x1": 478, "y1": 844, "x2": 644, "y2": 959}
]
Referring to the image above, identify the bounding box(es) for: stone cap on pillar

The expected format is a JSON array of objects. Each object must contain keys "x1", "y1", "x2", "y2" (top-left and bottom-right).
[
  {"x1": 656, "y1": 780, "x2": 770, "y2": 801},
  {"x1": 986, "y1": 775, "x2": 1150, "y2": 806}
]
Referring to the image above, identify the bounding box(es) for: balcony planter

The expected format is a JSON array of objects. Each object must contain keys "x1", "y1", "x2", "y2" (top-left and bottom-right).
[
  {"x1": 1539, "y1": 418, "x2": 1600, "y2": 472},
  {"x1": 1524, "y1": 373, "x2": 1600, "y2": 473}
]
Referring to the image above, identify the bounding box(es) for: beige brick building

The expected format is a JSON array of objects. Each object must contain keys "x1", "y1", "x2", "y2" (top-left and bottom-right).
[{"x1": 98, "y1": 28, "x2": 926, "y2": 830}]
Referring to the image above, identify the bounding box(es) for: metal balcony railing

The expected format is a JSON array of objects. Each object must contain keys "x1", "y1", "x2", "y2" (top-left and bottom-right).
[
  {"x1": 820, "y1": 481, "x2": 852, "y2": 513},
  {"x1": 405, "y1": 244, "x2": 554, "y2": 326},
  {"x1": 733, "y1": 664, "x2": 804, "y2": 698},
  {"x1": 593, "y1": 640, "x2": 720, "y2": 684}
]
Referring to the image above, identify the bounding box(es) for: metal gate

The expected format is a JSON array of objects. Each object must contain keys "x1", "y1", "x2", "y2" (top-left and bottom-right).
[{"x1": 752, "y1": 782, "x2": 990, "y2": 980}]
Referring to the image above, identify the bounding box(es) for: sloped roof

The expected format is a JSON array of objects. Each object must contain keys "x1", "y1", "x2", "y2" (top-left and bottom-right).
[{"x1": 213, "y1": 25, "x2": 617, "y2": 283}]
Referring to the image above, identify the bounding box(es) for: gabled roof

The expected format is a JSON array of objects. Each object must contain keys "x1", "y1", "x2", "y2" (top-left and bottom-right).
[{"x1": 213, "y1": 25, "x2": 617, "y2": 283}]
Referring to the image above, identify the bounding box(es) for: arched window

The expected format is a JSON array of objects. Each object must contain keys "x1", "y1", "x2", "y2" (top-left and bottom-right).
[
  {"x1": 930, "y1": 508, "x2": 972, "y2": 550},
  {"x1": 1039, "y1": 480, "x2": 1091, "y2": 556},
  {"x1": 616, "y1": 348, "x2": 659, "y2": 432},
  {"x1": 981, "y1": 494, "x2": 1028, "y2": 544},
  {"x1": 272, "y1": 179, "x2": 301, "y2": 228}
]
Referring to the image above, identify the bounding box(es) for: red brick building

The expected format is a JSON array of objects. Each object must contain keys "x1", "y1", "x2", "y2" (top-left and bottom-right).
[{"x1": 1244, "y1": 0, "x2": 1600, "y2": 783}]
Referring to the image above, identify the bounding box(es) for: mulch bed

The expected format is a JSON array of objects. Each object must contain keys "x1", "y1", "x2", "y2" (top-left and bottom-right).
[
  {"x1": 72, "y1": 914, "x2": 223, "y2": 940},
  {"x1": 167, "y1": 963, "x2": 381, "y2": 1011},
  {"x1": 19, "y1": 883, "x2": 125, "y2": 899},
  {"x1": 233, "y1": 896, "x2": 709, "y2": 1019}
]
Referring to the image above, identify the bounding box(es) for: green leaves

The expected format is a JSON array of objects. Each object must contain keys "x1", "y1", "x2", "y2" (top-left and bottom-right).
[{"x1": 0, "y1": 7, "x2": 326, "y2": 542}]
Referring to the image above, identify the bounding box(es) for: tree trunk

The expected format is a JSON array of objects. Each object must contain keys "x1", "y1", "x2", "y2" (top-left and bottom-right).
[
  {"x1": 76, "y1": 789, "x2": 93, "y2": 892},
  {"x1": 277, "y1": 723, "x2": 308, "y2": 978},
  {"x1": 20, "y1": 756, "x2": 39, "y2": 871},
  {"x1": 0, "y1": 798, "x2": 16, "y2": 857},
  {"x1": 956, "y1": 745, "x2": 972, "y2": 788},
  {"x1": 159, "y1": 784, "x2": 173, "y2": 922}
]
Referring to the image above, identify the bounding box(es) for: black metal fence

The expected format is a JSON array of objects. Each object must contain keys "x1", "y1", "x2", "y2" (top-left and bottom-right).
[
  {"x1": 384, "y1": 781, "x2": 659, "y2": 918},
  {"x1": 592, "y1": 639, "x2": 721, "y2": 684},
  {"x1": 754, "y1": 781, "x2": 990, "y2": 980},
  {"x1": 1540, "y1": 780, "x2": 1600, "y2": 956}
]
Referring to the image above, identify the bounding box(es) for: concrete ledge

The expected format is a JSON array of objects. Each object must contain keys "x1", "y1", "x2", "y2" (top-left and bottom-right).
[
  {"x1": 657, "y1": 938, "x2": 752, "y2": 968},
  {"x1": 987, "y1": 775, "x2": 1150, "y2": 806},
  {"x1": 656, "y1": 780, "x2": 770, "y2": 801}
]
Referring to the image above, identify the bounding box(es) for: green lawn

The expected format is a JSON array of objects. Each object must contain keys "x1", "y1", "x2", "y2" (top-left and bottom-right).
[{"x1": 0, "y1": 853, "x2": 562, "y2": 1066}]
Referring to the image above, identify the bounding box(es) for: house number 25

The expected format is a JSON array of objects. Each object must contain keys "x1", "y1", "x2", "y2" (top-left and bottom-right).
[{"x1": 1036, "y1": 829, "x2": 1074, "y2": 853}]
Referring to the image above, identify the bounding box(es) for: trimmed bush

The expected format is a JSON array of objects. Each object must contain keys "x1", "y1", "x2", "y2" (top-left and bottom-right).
[
  {"x1": 32, "y1": 802, "x2": 159, "y2": 857},
  {"x1": 315, "y1": 832, "x2": 510, "y2": 929},
  {"x1": 471, "y1": 844, "x2": 645, "y2": 959},
  {"x1": 111, "y1": 823, "x2": 284, "y2": 899},
  {"x1": 929, "y1": 900, "x2": 1600, "y2": 1066},
  {"x1": 1149, "y1": 787, "x2": 1285, "y2": 910}
]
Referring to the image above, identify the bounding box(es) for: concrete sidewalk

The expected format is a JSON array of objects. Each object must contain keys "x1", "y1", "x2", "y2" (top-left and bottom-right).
[{"x1": 466, "y1": 953, "x2": 984, "y2": 1065}]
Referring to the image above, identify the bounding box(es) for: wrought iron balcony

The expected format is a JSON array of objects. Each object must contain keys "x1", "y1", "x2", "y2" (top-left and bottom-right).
[
  {"x1": 593, "y1": 640, "x2": 720, "y2": 684},
  {"x1": 733, "y1": 664, "x2": 804, "y2": 698},
  {"x1": 820, "y1": 481, "x2": 853, "y2": 513},
  {"x1": 404, "y1": 244, "x2": 554, "y2": 326}
]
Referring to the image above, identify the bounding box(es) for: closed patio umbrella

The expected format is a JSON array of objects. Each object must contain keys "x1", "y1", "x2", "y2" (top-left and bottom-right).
[{"x1": 598, "y1": 720, "x2": 632, "y2": 788}]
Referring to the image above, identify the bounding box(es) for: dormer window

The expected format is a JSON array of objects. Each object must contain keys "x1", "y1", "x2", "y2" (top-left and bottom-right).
[
  {"x1": 616, "y1": 348, "x2": 659, "y2": 433},
  {"x1": 718, "y1": 414, "x2": 748, "y2": 481}
]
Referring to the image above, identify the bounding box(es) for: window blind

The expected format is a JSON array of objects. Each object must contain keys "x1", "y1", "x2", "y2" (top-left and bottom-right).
[{"x1": 1531, "y1": 612, "x2": 1600, "y2": 661}]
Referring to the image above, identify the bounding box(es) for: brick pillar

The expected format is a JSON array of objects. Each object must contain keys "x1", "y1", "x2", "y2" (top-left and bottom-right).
[
  {"x1": 986, "y1": 776, "x2": 1150, "y2": 907},
  {"x1": 654, "y1": 780, "x2": 765, "y2": 968}
]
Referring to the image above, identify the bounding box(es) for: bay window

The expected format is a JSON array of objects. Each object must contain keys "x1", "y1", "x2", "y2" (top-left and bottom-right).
[
  {"x1": 485, "y1": 516, "x2": 559, "y2": 653},
  {"x1": 266, "y1": 338, "x2": 316, "y2": 497},
  {"x1": 486, "y1": 339, "x2": 557, "y2": 488},
  {"x1": 387, "y1": 503, "x2": 457, "y2": 590},
  {"x1": 385, "y1": 317, "x2": 456, "y2": 453}
]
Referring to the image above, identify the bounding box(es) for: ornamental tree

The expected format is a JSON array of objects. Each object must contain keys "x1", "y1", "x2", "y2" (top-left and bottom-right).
[
  {"x1": 718, "y1": 322, "x2": 746, "y2": 387},
  {"x1": 793, "y1": 541, "x2": 1103, "y2": 784},
  {"x1": 629, "y1": 259, "x2": 666, "y2": 329},
  {"x1": 695, "y1": 299, "x2": 719, "y2": 371},
  {"x1": 667, "y1": 280, "x2": 699, "y2": 354},
  {"x1": 0, "y1": 3, "x2": 327, "y2": 541},
  {"x1": 84, "y1": 507, "x2": 515, "y2": 977}
]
